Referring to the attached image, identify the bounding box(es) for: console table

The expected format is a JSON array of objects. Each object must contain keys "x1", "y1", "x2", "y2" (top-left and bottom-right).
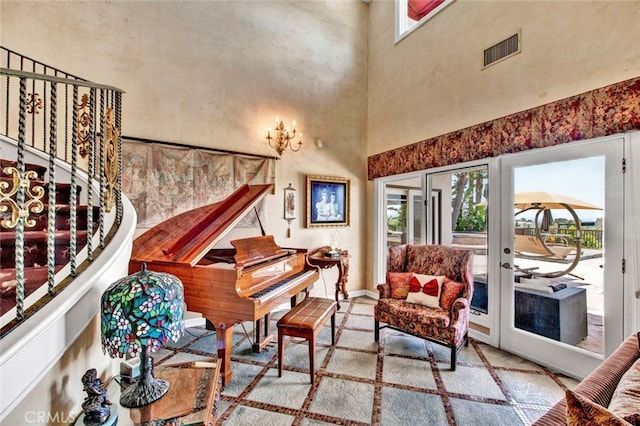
[
  {"x1": 77, "y1": 360, "x2": 221, "y2": 426},
  {"x1": 308, "y1": 247, "x2": 350, "y2": 309}
]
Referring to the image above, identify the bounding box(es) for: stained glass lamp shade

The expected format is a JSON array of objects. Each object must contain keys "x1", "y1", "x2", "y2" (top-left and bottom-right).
[{"x1": 100, "y1": 263, "x2": 184, "y2": 408}]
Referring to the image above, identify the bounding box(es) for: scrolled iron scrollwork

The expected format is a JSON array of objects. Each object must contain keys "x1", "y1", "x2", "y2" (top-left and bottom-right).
[
  {"x1": 0, "y1": 167, "x2": 45, "y2": 229},
  {"x1": 103, "y1": 108, "x2": 119, "y2": 213}
]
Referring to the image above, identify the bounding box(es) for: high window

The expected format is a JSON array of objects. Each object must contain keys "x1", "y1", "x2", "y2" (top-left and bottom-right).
[{"x1": 395, "y1": 0, "x2": 455, "y2": 43}]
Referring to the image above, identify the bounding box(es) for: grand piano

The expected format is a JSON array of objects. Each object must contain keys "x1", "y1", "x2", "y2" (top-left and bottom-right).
[{"x1": 129, "y1": 183, "x2": 320, "y2": 385}]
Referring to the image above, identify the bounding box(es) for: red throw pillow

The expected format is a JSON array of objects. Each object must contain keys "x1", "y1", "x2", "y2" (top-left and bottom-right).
[
  {"x1": 388, "y1": 272, "x2": 414, "y2": 299},
  {"x1": 422, "y1": 278, "x2": 440, "y2": 296},
  {"x1": 440, "y1": 278, "x2": 464, "y2": 310}
]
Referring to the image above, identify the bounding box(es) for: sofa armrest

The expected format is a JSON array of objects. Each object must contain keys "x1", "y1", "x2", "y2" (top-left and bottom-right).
[{"x1": 377, "y1": 283, "x2": 391, "y2": 299}]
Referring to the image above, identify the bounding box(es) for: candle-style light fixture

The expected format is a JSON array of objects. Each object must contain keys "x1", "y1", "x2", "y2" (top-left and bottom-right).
[{"x1": 266, "y1": 117, "x2": 302, "y2": 156}]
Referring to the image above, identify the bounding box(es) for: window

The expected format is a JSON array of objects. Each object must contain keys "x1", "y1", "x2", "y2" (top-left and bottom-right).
[{"x1": 395, "y1": 0, "x2": 455, "y2": 43}]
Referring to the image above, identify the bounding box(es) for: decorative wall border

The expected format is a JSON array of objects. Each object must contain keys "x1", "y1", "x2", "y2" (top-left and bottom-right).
[{"x1": 368, "y1": 77, "x2": 640, "y2": 180}]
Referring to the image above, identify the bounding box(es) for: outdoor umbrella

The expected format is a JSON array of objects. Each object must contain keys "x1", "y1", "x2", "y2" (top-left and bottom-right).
[
  {"x1": 540, "y1": 209, "x2": 553, "y2": 232},
  {"x1": 513, "y1": 192, "x2": 602, "y2": 211}
]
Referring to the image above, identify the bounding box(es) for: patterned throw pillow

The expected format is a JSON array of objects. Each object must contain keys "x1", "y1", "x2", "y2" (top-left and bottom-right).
[
  {"x1": 440, "y1": 277, "x2": 465, "y2": 310},
  {"x1": 608, "y1": 358, "x2": 640, "y2": 422},
  {"x1": 406, "y1": 274, "x2": 444, "y2": 308},
  {"x1": 387, "y1": 272, "x2": 414, "y2": 299},
  {"x1": 565, "y1": 390, "x2": 628, "y2": 425}
]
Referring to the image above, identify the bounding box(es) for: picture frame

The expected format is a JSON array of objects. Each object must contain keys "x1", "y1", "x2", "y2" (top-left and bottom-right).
[{"x1": 306, "y1": 175, "x2": 350, "y2": 227}]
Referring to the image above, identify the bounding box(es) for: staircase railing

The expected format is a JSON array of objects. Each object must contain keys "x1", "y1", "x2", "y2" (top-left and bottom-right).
[{"x1": 0, "y1": 46, "x2": 125, "y2": 335}]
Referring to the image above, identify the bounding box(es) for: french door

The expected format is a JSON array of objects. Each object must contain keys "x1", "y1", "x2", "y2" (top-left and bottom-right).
[{"x1": 499, "y1": 137, "x2": 624, "y2": 378}]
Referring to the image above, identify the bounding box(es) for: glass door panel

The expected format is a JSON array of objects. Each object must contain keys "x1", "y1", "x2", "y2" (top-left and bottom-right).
[
  {"x1": 500, "y1": 138, "x2": 624, "y2": 378},
  {"x1": 427, "y1": 167, "x2": 489, "y2": 315}
]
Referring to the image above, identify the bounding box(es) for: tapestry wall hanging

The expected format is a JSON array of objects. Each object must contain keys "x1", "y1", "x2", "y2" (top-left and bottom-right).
[{"x1": 121, "y1": 139, "x2": 275, "y2": 229}]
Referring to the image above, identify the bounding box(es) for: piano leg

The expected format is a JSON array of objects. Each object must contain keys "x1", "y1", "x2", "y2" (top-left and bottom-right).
[
  {"x1": 215, "y1": 323, "x2": 234, "y2": 386},
  {"x1": 252, "y1": 313, "x2": 273, "y2": 353}
]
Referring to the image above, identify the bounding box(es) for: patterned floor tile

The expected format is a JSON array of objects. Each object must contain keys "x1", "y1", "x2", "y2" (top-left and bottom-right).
[
  {"x1": 281, "y1": 342, "x2": 330, "y2": 373},
  {"x1": 448, "y1": 397, "x2": 525, "y2": 426},
  {"x1": 221, "y1": 362, "x2": 267, "y2": 398},
  {"x1": 221, "y1": 405, "x2": 295, "y2": 426},
  {"x1": 382, "y1": 355, "x2": 438, "y2": 390},
  {"x1": 381, "y1": 331, "x2": 429, "y2": 357},
  {"x1": 497, "y1": 370, "x2": 566, "y2": 406},
  {"x1": 246, "y1": 368, "x2": 311, "y2": 409},
  {"x1": 380, "y1": 387, "x2": 448, "y2": 426},
  {"x1": 343, "y1": 312, "x2": 375, "y2": 330},
  {"x1": 308, "y1": 376, "x2": 375, "y2": 423},
  {"x1": 478, "y1": 343, "x2": 546, "y2": 371},
  {"x1": 439, "y1": 365, "x2": 508, "y2": 401},
  {"x1": 336, "y1": 328, "x2": 378, "y2": 351},
  {"x1": 350, "y1": 301, "x2": 375, "y2": 315},
  {"x1": 325, "y1": 348, "x2": 378, "y2": 379}
]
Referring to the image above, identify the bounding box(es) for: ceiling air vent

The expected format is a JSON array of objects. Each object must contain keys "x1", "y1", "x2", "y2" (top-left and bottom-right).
[{"x1": 483, "y1": 32, "x2": 520, "y2": 68}]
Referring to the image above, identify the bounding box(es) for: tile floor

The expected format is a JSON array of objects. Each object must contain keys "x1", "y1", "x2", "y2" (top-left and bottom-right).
[{"x1": 156, "y1": 297, "x2": 579, "y2": 425}]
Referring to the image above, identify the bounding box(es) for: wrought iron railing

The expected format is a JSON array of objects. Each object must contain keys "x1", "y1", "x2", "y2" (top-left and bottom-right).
[{"x1": 0, "y1": 46, "x2": 125, "y2": 335}]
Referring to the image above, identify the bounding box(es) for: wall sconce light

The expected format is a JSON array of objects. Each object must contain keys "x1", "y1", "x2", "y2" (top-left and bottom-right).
[{"x1": 266, "y1": 117, "x2": 302, "y2": 156}]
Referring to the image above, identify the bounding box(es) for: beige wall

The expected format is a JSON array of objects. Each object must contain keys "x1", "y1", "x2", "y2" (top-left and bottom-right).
[
  {"x1": 1, "y1": 317, "x2": 112, "y2": 426},
  {"x1": 1, "y1": 0, "x2": 368, "y2": 284},
  {"x1": 4, "y1": 0, "x2": 640, "y2": 420},
  {"x1": 367, "y1": 0, "x2": 640, "y2": 156},
  {"x1": 1, "y1": 1, "x2": 368, "y2": 421},
  {"x1": 364, "y1": 0, "x2": 640, "y2": 291}
]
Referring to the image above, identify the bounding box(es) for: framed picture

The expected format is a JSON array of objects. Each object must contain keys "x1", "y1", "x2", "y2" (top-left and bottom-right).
[{"x1": 306, "y1": 175, "x2": 350, "y2": 227}]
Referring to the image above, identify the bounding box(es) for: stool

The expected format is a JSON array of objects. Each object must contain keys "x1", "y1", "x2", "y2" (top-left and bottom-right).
[{"x1": 277, "y1": 297, "x2": 338, "y2": 385}]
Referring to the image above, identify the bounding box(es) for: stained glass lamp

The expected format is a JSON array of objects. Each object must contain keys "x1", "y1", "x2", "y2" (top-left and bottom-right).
[{"x1": 100, "y1": 263, "x2": 184, "y2": 408}]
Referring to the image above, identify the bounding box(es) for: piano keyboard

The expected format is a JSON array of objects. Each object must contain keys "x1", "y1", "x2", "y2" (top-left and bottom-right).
[{"x1": 249, "y1": 270, "x2": 316, "y2": 299}]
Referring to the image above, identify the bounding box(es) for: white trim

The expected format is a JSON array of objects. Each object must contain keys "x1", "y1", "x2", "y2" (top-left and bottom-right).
[
  {"x1": 624, "y1": 131, "x2": 640, "y2": 335},
  {"x1": 395, "y1": 0, "x2": 456, "y2": 44}
]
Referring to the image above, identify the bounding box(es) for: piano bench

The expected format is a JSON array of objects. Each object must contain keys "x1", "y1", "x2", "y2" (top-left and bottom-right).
[{"x1": 277, "y1": 297, "x2": 338, "y2": 385}]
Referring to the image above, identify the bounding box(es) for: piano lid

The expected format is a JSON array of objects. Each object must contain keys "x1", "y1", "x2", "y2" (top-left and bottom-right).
[{"x1": 130, "y1": 183, "x2": 274, "y2": 267}]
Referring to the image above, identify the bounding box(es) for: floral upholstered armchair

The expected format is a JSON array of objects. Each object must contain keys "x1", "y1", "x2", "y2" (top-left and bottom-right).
[{"x1": 374, "y1": 244, "x2": 474, "y2": 370}]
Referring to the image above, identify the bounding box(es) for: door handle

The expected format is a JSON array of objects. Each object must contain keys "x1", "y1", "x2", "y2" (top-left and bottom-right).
[{"x1": 501, "y1": 262, "x2": 513, "y2": 270}]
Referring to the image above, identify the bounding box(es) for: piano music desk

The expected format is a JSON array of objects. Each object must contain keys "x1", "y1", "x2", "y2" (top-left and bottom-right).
[{"x1": 308, "y1": 248, "x2": 350, "y2": 309}]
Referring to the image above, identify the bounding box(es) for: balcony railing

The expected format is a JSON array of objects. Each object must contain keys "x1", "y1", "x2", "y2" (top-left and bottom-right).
[
  {"x1": 0, "y1": 46, "x2": 125, "y2": 335},
  {"x1": 520, "y1": 227, "x2": 603, "y2": 250}
]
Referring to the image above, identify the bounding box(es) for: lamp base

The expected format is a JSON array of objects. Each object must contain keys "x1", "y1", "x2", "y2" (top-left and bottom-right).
[
  {"x1": 119, "y1": 349, "x2": 169, "y2": 408},
  {"x1": 119, "y1": 376, "x2": 169, "y2": 408}
]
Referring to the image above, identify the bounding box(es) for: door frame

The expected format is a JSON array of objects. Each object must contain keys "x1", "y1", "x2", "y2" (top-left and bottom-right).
[
  {"x1": 498, "y1": 135, "x2": 625, "y2": 379},
  {"x1": 373, "y1": 159, "x2": 501, "y2": 347}
]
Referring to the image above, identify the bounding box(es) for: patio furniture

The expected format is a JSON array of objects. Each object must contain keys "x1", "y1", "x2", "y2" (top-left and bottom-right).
[
  {"x1": 514, "y1": 285, "x2": 587, "y2": 345},
  {"x1": 374, "y1": 244, "x2": 474, "y2": 370},
  {"x1": 514, "y1": 234, "x2": 573, "y2": 260}
]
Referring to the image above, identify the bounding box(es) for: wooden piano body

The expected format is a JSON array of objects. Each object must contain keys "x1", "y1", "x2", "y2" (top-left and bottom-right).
[{"x1": 129, "y1": 184, "x2": 319, "y2": 385}]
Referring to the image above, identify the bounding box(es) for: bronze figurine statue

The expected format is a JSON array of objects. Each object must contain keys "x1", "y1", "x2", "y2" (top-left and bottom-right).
[{"x1": 81, "y1": 368, "x2": 112, "y2": 425}]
